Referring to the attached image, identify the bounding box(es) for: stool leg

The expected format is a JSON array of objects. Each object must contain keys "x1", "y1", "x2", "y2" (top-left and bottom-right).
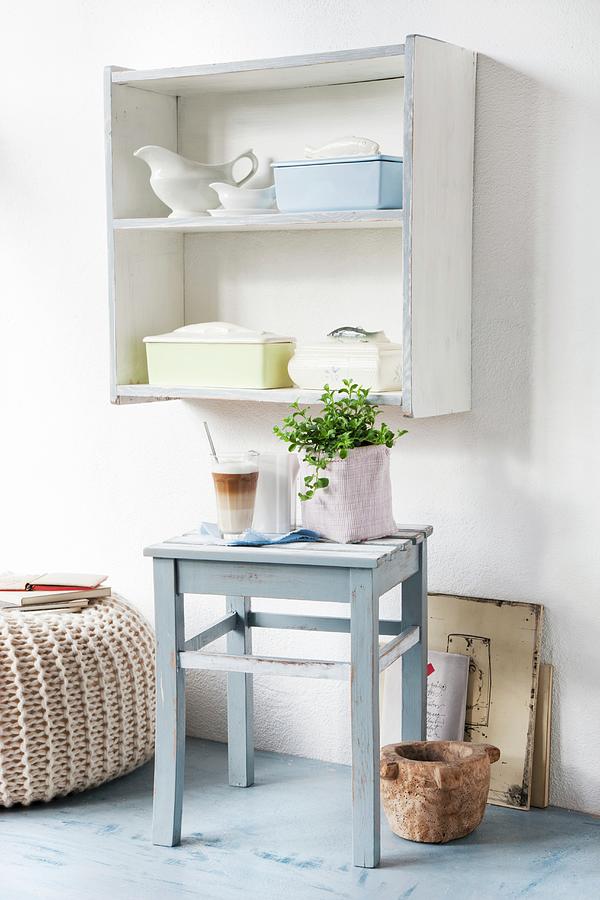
[
  {"x1": 152, "y1": 558, "x2": 186, "y2": 846},
  {"x1": 350, "y1": 570, "x2": 380, "y2": 868},
  {"x1": 402, "y1": 540, "x2": 428, "y2": 740},
  {"x1": 227, "y1": 595, "x2": 254, "y2": 787}
]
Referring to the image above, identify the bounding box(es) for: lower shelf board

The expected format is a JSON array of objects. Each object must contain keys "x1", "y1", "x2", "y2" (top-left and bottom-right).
[{"x1": 116, "y1": 384, "x2": 404, "y2": 406}]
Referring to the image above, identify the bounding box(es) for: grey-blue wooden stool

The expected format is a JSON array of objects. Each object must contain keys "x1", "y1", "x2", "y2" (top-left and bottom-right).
[{"x1": 145, "y1": 526, "x2": 431, "y2": 869}]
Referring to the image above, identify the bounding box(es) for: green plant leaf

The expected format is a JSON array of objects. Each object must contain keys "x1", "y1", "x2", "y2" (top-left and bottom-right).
[{"x1": 273, "y1": 381, "x2": 407, "y2": 499}]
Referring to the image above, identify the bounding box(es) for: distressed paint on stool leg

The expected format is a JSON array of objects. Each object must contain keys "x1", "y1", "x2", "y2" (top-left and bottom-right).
[
  {"x1": 227, "y1": 595, "x2": 254, "y2": 787},
  {"x1": 350, "y1": 568, "x2": 381, "y2": 868},
  {"x1": 152, "y1": 557, "x2": 185, "y2": 847},
  {"x1": 401, "y1": 541, "x2": 428, "y2": 741}
]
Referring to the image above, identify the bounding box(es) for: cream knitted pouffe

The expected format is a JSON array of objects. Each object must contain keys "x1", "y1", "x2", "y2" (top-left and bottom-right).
[{"x1": 0, "y1": 594, "x2": 155, "y2": 807}]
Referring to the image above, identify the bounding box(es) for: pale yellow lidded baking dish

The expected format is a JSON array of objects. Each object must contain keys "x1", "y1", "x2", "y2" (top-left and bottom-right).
[{"x1": 143, "y1": 321, "x2": 295, "y2": 389}]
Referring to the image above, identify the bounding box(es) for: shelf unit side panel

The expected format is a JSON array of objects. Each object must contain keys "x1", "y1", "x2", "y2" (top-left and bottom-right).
[
  {"x1": 114, "y1": 231, "x2": 184, "y2": 387},
  {"x1": 110, "y1": 84, "x2": 178, "y2": 218},
  {"x1": 105, "y1": 66, "x2": 126, "y2": 402},
  {"x1": 403, "y1": 36, "x2": 476, "y2": 418}
]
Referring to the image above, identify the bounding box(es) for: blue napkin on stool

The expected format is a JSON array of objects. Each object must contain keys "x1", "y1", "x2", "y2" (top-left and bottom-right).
[{"x1": 197, "y1": 522, "x2": 321, "y2": 547}]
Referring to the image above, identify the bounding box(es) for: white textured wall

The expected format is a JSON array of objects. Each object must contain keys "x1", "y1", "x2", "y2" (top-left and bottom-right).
[{"x1": 2, "y1": 0, "x2": 599, "y2": 814}]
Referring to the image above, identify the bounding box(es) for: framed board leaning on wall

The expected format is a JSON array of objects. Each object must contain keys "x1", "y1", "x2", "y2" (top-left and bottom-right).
[{"x1": 428, "y1": 593, "x2": 543, "y2": 810}]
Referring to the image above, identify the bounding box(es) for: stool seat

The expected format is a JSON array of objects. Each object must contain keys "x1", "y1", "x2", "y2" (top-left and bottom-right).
[
  {"x1": 145, "y1": 526, "x2": 431, "y2": 868},
  {"x1": 145, "y1": 527, "x2": 432, "y2": 568}
]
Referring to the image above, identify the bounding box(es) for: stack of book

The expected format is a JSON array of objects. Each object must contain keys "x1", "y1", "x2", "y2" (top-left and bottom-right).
[{"x1": 0, "y1": 572, "x2": 110, "y2": 614}]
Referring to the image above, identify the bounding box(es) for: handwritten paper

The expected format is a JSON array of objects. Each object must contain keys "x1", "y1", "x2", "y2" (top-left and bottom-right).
[
  {"x1": 426, "y1": 650, "x2": 470, "y2": 741},
  {"x1": 380, "y1": 649, "x2": 469, "y2": 746}
]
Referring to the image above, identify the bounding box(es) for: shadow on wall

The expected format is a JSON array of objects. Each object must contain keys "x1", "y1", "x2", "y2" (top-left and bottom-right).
[
  {"x1": 402, "y1": 55, "x2": 549, "y2": 442},
  {"x1": 382, "y1": 55, "x2": 561, "y2": 589}
]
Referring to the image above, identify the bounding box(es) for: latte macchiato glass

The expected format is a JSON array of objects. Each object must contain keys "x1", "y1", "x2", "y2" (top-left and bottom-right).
[{"x1": 211, "y1": 452, "x2": 259, "y2": 539}]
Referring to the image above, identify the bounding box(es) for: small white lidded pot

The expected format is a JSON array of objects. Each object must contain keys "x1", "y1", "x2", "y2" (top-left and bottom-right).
[{"x1": 288, "y1": 327, "x2": 402, "y2": 392}]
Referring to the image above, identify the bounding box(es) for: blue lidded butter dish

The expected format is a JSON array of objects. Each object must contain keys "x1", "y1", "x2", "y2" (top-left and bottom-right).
[{"x1": 271, "y1": 155, "x2": 403, "y2": 213}]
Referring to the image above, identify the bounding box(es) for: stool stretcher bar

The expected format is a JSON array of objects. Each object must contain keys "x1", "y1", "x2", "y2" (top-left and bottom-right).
[
  {"x1": 248, "y1": 611, "x2": 406, "y2": 635},
  {"x1": 248, "y1": 612, "x2": 402, "y2": 635},
  {"x1": 180, "y1": 650, "x2": 349, "y2": 680},
  {"x1": 378, "y1": 625, "x2": 420, "y2": 672},
  {"x1": 184, "y1": 612, "x2": 237, "y2": 651},
  {"x1": 184, "y1": 611, "x2": 408, "y2": 648},
  {"x1": 181, "y1": 613, "x2": 420, "y2": 679}
]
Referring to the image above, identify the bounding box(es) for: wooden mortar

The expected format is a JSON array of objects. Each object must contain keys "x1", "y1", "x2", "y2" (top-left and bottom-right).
[{"x1": 380, "y1": 741, "x2": 500, "y2": 843}]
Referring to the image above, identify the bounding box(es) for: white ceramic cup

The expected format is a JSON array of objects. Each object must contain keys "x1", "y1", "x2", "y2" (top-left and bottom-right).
[{"x1": 252, "y1": 452, "x2": 299, "y2": 534}]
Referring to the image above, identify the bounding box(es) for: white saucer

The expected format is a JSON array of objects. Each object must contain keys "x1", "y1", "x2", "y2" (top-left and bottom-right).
[{"x1": 208, "y1": 208, "x2": 278, "y2": 217}]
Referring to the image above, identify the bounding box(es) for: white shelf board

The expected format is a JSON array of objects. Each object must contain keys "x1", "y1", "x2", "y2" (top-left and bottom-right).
[
  {"x1": 116, "y1": 384, "x2": 404, "y2": 406},
  {"x1": 112, "y1": 46, "x2": 405, "y2": 96},
  {"x1": 113, "y1": 209, "x2": 403, "y2": 234}
]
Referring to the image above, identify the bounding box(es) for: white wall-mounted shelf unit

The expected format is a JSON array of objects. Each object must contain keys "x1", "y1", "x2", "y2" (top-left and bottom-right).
[{"x1": 105, "y1": 36, "x2": 476, "y2": 417}]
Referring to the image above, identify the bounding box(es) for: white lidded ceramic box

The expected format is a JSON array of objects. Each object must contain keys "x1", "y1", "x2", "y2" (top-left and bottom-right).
[
  {"x1": 272, "y1": 155, "x2": 403, "y2": 212},
  {"x1": 144, "y1": 322, "x2": 294, "y2": 389},
  {"x1": 288, "y1": 328, "x2": 402, "y2": 392}
]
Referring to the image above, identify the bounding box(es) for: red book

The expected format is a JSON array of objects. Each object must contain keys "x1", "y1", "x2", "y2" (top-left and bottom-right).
[
  {"x1": 27, "y1": 584, "x2": 96, "y2": 592},
  {"x1": 0, "y1": 572, "x2": 107, "y2": 592}
]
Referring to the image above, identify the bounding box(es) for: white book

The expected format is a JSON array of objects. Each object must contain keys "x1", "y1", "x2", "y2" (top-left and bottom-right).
[
  {"x1": 0, "y1": 587, "x2": 110, "y2": 608},
  {"x1": 1, "y1": 599, "x2": 90, "y2": 614},
  {"x1": 17, "y1": 605, "x2": 86, "y2": 614},
  {"x1": 381, "y1": 648, "x2": 470, "y2": 745},
  {"x1": 426, "y1": 650, "x2": 470, "y2": 741},
  {"x1": 0, "y1": 572, "x2": 107, "y2": 591}
]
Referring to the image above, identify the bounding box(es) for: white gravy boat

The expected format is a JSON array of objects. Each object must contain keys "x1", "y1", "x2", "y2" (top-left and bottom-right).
[
  {"x1": 209, "y1": 181, "x2": 277, "y2": 211},
  {"x1": 134, "y1": 145, "x2": 259, "y2": 217}
]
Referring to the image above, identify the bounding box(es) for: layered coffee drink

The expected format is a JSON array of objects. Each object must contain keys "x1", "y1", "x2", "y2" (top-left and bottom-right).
[{"x1": 211, "y1": 452, "x2": 259, "y2": 539}]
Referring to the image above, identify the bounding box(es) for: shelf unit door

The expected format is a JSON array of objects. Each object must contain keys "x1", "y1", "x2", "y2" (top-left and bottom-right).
[{"x1": 402, "y1": 36, "x2": 476, "y2": 417}]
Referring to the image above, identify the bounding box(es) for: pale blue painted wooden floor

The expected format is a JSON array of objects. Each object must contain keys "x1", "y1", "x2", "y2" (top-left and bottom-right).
[{"x1": 1, "y1": 738, "x2": 599, "y2": 900}]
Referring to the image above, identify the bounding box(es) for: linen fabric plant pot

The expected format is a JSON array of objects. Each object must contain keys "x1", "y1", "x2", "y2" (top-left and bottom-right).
[{"x1": 299, "y1": 444, "x2": 396, "y2": 543}]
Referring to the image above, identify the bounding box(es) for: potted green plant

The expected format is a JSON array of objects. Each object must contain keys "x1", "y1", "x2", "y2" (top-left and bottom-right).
[{"x1": 273, "y1": 380, "x2": 407, "y2": 542}]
